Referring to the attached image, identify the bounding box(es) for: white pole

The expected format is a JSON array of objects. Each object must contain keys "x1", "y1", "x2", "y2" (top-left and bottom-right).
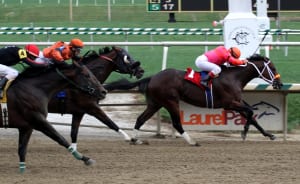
[
  {"x1": 76, "y1": 0, "x2": 78, "y2": 7},
  {"x1": 58, "y1": 0, "x2": 60, "y2": 4},
  {"x1": 20, "y1": 0, "x2": 23, "y2": 4},
  {"x1": 107, "y1": 0, "x2": 111, "y2": 22},
  {"x1": 69, "y1": 0, "x2": 73, "y2": 22},
  {"x1": 162, "y1": 46, "x2": 169, "y2": 70},
  {"x1": 39, "y1": 0, "x2": 42, "y2": 4}
]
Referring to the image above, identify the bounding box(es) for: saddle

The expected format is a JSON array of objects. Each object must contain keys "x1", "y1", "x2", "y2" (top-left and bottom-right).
[
  {"x1": 184, "y1": 68, "x2": 214, "y2": 108},
  {"x1": 184, "y1": 67, "x2": 212, "y2": 88}
]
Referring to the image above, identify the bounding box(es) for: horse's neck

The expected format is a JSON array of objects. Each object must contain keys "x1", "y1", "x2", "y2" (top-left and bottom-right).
[
  {"x1": 16, "y1": 70, "x2": 69, "y2": 99},
  {"x1": 224, "y1": 64, "x2": 259, "y2": 87},
  {"x1": 86, "y1": 57, "x2": 114, "y2": 83}
]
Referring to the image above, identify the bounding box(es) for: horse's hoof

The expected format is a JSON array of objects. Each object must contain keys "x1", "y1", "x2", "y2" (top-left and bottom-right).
[
  {"x1": 241, "y1": 132, "x2": 247, "y2": 140},
  {"x1": 130, "y1": 139, "x2": 149, "y2": 145},
  {"x1": 191, "y1": 142, "x2": 201, "y2": 147},
  {"x1": 269, "y1": 135, "x2": 276, "y2": 140},
  {"x1": 84, "y1": 158, "x2": 96, "y2": 166},
  {"x1": 82, "y1": 156, "x2": 96, "y2": 166}
]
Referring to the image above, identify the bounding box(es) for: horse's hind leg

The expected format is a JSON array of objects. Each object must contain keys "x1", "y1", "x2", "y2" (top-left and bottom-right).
[
  {"x1": 18, "y1": 128, "x2": 33, "y2": 173},
  {"x1": 131, "y1": 104, "x2": 161, "y2": 145}
]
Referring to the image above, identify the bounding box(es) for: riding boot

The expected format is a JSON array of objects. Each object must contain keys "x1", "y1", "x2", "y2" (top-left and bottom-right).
[{"x1": 0, "y1": 77, "x2": 9, "y2": 99}]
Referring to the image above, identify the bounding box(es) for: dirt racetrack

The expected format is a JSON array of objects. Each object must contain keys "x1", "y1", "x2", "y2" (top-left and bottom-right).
[{"x1": 0, "y1": 131, "x2": 299, "y2": 184}]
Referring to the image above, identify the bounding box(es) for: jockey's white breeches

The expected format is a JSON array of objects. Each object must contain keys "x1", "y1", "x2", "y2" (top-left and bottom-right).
[
  {"x1": 0, "y1": 64, "x2": 19, "y2": 80},
  {"x1": 195, "y1": 54, "x2": 221, "y2": 76}
]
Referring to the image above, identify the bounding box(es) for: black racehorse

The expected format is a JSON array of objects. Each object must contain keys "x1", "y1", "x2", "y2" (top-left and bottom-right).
[
  {"x1": 48, "y1": 46, "x2": 144, "y2": 150},
  {"x1": 0, "y1": 61, "x2": 107, "y2": 172},
  {"x1": 105, "y1": 54, "x2": 283, "y2": 146}
]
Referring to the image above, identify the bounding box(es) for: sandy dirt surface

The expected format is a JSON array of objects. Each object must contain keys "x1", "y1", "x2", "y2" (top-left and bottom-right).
[{"x1": 0, "y1": 132, "x2": 299, "y2": 184}]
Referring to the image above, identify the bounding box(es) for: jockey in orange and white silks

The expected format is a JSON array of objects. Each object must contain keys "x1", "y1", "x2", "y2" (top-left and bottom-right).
[
  {"x1": 195, "y1": 46, "x2": 248, "y2": 87},
  {"x1": 42, "y1": 38, "x2": 84, "y2": 65}
]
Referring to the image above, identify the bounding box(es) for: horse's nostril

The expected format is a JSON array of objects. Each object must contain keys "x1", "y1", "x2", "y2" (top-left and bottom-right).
[{"x1": 102, "y1": 90, "x2": 107, "y2": 96}]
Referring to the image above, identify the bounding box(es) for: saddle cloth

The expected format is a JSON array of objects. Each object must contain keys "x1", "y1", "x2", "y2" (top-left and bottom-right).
[{"x1": 184, "y1": 67, "x2": 211, "y2": 88}]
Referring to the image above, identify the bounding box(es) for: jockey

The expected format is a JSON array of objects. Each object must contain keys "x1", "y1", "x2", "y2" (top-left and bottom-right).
[
  {"x1": 195, "y1": 46, "x2": 248, "y2": 87},
  {"x1": 0, "y1": 44, "x2": 49, "y2": 98},
  {"x1": 42, "y1": 38, "x2": 84, "y2": 65}
]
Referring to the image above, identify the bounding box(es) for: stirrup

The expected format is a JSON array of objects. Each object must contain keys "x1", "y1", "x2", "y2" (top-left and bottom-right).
[{"x1": 200, "y1": 81, "x2": 209, "y2": 88}]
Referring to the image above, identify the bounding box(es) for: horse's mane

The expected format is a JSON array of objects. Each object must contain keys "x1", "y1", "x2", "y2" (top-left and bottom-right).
[
  {"x1": 17, "y1": 66, "x2": 55, "y2": 79},
  {"x1": 247, "y1": 54, "x2": 268, "y2": 61},
  {"x1": 81, "y1": 46, "x2": 113, "y2": 64},
  {"x1": 99, "y1": 47, "x2": 112, "y2": 55}
]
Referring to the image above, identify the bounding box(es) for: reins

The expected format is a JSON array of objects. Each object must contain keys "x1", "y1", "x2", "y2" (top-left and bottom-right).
[
  {"x1": 55, "y1": 67, "x2": 95, "y2": 95},
  {"x1": 247, "y1": 60, "x2": 279, "y2": 84}
]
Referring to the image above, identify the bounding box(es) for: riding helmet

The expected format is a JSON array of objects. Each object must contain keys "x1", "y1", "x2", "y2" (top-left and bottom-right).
[
  {"x1": 228, "y1": 47, "x2": 241, "y2": 59},
  {"x1": 69, "y1": 38, "x2": 84, "y2": 48},
  {"x1": 25, "y1": 44, "x2": 40, "y2": 58}
]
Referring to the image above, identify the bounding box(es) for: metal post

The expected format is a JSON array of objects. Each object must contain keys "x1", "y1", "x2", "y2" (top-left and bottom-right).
[
  {"x1": 283, "y1": 93, "x2": 288, "y2": 141},
  {"x1": 107, "y1": 0, "x2": 111, "y2": 22},
  {"x1": 69, "y1": 0, "x2": 73, "y2": 22},
  {"x1": 162, "y1": 46, "x2": 169, "y2": 70}
]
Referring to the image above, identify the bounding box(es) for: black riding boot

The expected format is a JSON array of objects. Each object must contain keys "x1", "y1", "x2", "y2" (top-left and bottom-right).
[
  {"x1": 0, "y1": 77, "x2": 9, "y2": 99},
  {"x1": 200, "y1": 75, "x2": 211, "y2": 88}
]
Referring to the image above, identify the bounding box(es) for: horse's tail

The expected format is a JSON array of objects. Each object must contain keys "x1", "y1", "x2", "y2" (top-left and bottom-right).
[{"x1": 104, "y1": 77, "x2": 151, "y2": 93}]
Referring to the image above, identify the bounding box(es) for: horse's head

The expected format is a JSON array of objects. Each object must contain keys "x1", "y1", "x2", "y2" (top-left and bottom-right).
[
  {"x1": 63, "y1": 61, "x2": 107, "y2": 100},
  {"x1": 99, "y1": 46, "x2": 144, "y2": 79},
  {"x1": 247, "y1": 54, "x2": 283, "y2": 89}
]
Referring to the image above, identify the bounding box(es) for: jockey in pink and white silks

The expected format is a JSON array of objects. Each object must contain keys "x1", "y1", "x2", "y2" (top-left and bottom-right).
[{"x1": 195, "y1": 46, "x2": 248, "y2": 87}]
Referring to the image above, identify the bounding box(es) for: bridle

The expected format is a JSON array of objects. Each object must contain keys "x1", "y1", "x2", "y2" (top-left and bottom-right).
[
  {"x1": 248, "y1": 59, "x2": 280, "y2": 84},
  {"x1": 55, "y1": 62, "x2": 96, "y2": 95}
]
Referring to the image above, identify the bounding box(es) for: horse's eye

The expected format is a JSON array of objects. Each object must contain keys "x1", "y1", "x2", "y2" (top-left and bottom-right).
[{"x1": 123, "y1": 55, "x2": 130, "y2": 64}]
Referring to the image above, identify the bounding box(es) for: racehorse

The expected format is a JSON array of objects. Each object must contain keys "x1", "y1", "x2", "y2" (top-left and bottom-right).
[
  {"x1": 104, "y1": 54, "x2": 283, "y2": 146},
  {"x1": 48, "y1": 46, "x2": 144, "y2": 150},
  {"x1": 0, "y1": 61, "x2": 107, "y2": 172}
]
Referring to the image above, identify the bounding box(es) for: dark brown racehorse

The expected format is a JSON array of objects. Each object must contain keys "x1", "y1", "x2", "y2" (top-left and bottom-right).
[
  {"x1": 0, "y1": 61, "x2": 107, "y2": 172},
  {"x1": 105, "y1": 54, "x2": 283, "y2": 146},
  {"x1": 48, "y1": 46, "x2": 144, "y2": 150}
]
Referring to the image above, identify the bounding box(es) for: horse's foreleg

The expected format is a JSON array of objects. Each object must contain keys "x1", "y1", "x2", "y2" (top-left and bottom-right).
[
  {"x1": 18, "y1": 128, "x2": 33, "y2": 173},
  {"x1": 88, "y1": 106, "x2": 132, "y2": 142},
  {"x1": 239, "y1": 106, "x2": 276, "y2": 140},
  {"x1": 249, "y1": 118, "x2": 276, "y2": 140},
  {"x1": 70, "y1": 113, "x2": 84, "y2": 150},
  {"x1": 34, "y1": 117, "x2": 95, "y2": 166}
]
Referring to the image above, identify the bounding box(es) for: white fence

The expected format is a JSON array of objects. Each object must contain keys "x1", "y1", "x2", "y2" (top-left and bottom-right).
[{"x1": 0, "y1": 41, "x2": 300, "y2": 70}]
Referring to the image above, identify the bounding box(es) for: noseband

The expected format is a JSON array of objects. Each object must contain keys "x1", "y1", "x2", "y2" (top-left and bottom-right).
[{"x1": 248, "y1": 60, "x2": 280, "y2": 84}]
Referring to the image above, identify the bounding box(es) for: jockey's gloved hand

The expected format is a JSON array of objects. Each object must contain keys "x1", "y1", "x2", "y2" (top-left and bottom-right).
[{"x1": 243, "y1": 59, "x2": 248, "y2": 64}]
